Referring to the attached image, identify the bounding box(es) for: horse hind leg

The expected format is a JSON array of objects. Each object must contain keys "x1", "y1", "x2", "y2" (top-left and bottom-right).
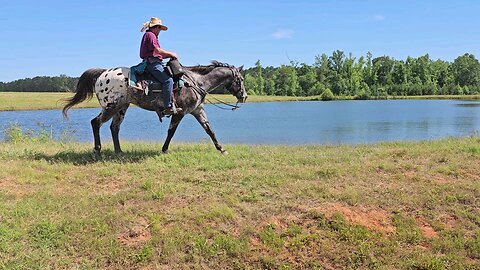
[
  {"x1": 110, "y1": 104, "x2": 130, "y2": 153},
  {"x1": 91, "y1": 107, "x2": 117, "y2": 157}
]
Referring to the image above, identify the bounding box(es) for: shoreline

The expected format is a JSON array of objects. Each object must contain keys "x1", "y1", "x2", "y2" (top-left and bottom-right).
[{"x1": 1, "y1": 92, "x2": 479, "y2": 112}]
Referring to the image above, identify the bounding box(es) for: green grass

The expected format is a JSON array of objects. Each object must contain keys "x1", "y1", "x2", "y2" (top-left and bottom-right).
[
  {"x1": 2, "y1": 92, "x2": 479, "y2": 112},
  {"x1": 0, "y1": 92, "x2": 320, "y2": 111},
  {"x1": 389, "y1": 94, "x2": 480, "y2": 100},
  {"x1": 0, "y1": 136, "x2": 479, "y2": 269},
  {"x1": 0, "y1": 92, "x2": 99, "y2": 111}
]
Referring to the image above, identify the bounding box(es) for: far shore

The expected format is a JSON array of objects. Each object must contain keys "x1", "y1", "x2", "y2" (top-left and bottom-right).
[{"x1": 0, "y1": 92, "x2": 479, "y2": 111}]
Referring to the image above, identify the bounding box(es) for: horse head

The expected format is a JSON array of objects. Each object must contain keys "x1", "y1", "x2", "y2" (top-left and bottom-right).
[
  {"x1": 227, "y1": 65, "x2": 247, "y2": 103},
  {"x1": 205, "y1": 61, "x2": 247, "y2": 103}
]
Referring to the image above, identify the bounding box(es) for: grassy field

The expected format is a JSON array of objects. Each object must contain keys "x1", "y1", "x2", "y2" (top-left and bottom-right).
[
  {"x1": 0, "y1": 136, "x2": 479, "y2": 269},
  {"x1": 1, "y1": 92, "x2": 479, "y2": 112},
  {"x1": 0, "y1": 92, "x2": 99, "y2": 111},
  {"x1": 0, "y1": 92, "x2": 320, "y2": 111}
]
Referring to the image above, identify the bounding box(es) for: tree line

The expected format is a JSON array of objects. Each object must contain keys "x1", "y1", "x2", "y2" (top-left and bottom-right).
[
  {"x1": 1, "y1": 52, "x2": 480, "y2": 98},
  {"x1": 0, "y1": 75, "x2": 78, "y2": 92},
  {"x1": 242, "y1": 52, "x2": 480, "y2": 98}
]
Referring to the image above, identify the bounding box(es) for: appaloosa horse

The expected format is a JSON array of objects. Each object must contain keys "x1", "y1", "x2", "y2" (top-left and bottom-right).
[{"x1": 62, "y1": 61, "x2": 247, "y2": 156}]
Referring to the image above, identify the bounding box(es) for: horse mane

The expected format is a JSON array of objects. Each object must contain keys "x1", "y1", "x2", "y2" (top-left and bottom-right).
[{"x1": 187, "y1": 60, "x2": 234, "y2": 74}]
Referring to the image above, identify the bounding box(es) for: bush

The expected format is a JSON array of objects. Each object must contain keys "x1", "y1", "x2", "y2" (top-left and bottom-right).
[
  {"x1": 320, "y1": 88, "x2": 334, "y2": 101},
  {"x1": 3, "y1": 122, "x2": 52, "y2": 143},
  {"x1": 441, "y1": 84, "x2": 463, "y2": 95},
  {"x1": 354, "y1": 89, "x2": 371, "y2": 100},
  {"x1": 368, "y1": 86, "x2": 387, "y2": 99}
]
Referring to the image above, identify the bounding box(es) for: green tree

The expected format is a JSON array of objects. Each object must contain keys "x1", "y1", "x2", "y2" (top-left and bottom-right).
[
  {"x1": 410, "y1": 54, "x2": 433, "y2": 85},
  {"x1": 314, "y1": 53, "x2": 332, "y2": 90},
  {"x1": 450, "y1": 53, "x2": 480, "y2": 87},
  {"x1": 251, "y1": 60, "x2": 265, "y2": 95},
  {"x1": 344, "y1": 53, "x2": 365, "y2": 96},
  {"x1": 372, "y1": 56, "x2": 394, "y2": 86},
  {"x1": 391, "y1": 60, "x2": 407, "y2": 85},
  {"x1": 297, "y1": 63, "x2": 319, "y2": 96},
  {"x1": 330, "y1": 50, "x2": 345, "y2": 74},
  {"x1": 363, "y1": 52, "x2": 375, "y2": 87},
  {"x1": 244, "y1": 74, "x2": 258, "y2": 95},
  {"x1": 263, "y1": 66, "x2": 278, "y2": 95},
  {"x1": 431, "y1": 59, "x2": 451, "y2": 88},
  {"x1": 263, "y1": 77, "x2": 276, "y2": 96},
  {"x1": 329, "y1": 50, "x2": 347, "y2": 95},
  {"x1": 274, "y1": 65, "x2": 299, "y2": 96}
]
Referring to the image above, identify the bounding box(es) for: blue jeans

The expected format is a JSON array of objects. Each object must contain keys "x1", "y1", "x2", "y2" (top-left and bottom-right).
[{"x1": 146, "y1": 61, "x2": 173, "y2": 108}]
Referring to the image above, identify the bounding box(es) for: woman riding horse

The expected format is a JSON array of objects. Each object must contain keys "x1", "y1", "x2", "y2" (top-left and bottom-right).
[{"x1": 139, "y1": 17, "x2": 179, "y2": 115}]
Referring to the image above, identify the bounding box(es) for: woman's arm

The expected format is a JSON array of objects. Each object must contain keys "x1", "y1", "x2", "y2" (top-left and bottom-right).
[{"x1": 155, "y1": 47, "x2": 178, "y2": 59}]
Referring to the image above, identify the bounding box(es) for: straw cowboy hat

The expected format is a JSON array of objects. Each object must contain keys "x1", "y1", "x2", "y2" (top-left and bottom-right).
[{"x1": 141, "y1": 17, "x2": 168, "y2": 32}]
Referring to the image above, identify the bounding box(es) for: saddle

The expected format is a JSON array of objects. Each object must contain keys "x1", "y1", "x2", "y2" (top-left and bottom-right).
[{"x1": 129, "y1": 59, "x2": 186, "y2": 95}]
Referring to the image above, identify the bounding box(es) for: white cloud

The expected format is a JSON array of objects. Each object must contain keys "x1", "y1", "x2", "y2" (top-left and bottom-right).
[
  {"x1": 272, "y1": 29, "x2": 294, "y2": 39},
  {"x1": 371, "y1": 15, "x2": 385, "y2": 21}
]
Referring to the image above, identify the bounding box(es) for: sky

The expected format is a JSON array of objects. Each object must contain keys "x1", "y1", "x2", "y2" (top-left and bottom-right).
[{"x1": 0, "y1": 0, "x2": 479, "y2": 82}]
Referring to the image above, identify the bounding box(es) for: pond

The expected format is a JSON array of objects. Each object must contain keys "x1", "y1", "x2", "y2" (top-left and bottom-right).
[{"x1": 1, "y1": 100, "x2": 480, "y2": 145}]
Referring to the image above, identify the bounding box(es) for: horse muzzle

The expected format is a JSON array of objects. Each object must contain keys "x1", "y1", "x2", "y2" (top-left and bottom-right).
[
  {"x1": 237, "y1": 92, "x2": 248, "y2": 103},
  {"x1": 237, "y1": 96, "x2": 247, "y2": 103}
]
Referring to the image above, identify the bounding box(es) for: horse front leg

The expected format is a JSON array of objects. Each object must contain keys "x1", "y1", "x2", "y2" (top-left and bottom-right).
[
  {"x1": 192, "y1": 108, "x2": 227, "y2": 155},
  {"x1": 110, "y1": 104, "x2": 129, "y2": 154},
  {"x1": 162, "y1": 114, "x2": 185, "y2": 154}
]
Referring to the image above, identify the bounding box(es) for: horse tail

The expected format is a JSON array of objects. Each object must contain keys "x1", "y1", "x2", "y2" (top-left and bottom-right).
[{"x1": 62, "y1": 68, "x2": 106, "y2": 118}]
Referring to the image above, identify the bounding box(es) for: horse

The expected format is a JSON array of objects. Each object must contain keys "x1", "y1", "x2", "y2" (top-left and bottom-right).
[{"x1": 62, "y1": 61, "x2": 247, "y2": 156}]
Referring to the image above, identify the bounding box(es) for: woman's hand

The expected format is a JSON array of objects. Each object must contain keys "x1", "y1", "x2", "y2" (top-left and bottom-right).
[{"x1": 169, "y1": 52, "x2": 178, "y2": 60}]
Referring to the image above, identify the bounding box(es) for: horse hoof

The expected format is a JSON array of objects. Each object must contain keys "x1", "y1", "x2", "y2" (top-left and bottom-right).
[
  {"x1": 92, "y1": 151, "x2": 100, "y2": 160},
  {"x1": 221, "y1": 150, "x2": 229, "y2": 155},
  {"x1": 162, "y1": 150, "x2": 169, "y2": 154}
]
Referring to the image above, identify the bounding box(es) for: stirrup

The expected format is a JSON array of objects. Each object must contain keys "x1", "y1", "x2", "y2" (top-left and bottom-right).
[
  {"x1": 163, "y1": 107, "x2": 183, "y2": 115},
  {"x1": 131, "y1": 84, "x2": 143, "y2": 91}
]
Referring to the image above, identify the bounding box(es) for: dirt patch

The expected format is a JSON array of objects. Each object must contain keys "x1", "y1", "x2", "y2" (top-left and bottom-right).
[
  {"x1": 415, "y1": 217, "x2": 438, "y2": 238},
  {"x1": 262, "y1": 216, "x2": 290, "y2": 230},
  {"x1": 98, "y1": 181, "x2": 124, "y2": 194},
  {"x1": 162, "y1": 194, "x2": 195, "y2": 209},
  {"x1": 0, "y1": 176, "x2": 34, "y2": 197},
  {"x1": 117, "y1": 218, "x2": 152, "y2": 247},
  {"x1": 249, "y1": 211, "x2": 340, "y2": 269},
  {"x1": 462, "y1": 170, "x2": 480, "y2": 182},
  {"x1": 403, "y1": 170, "x2": 419, "y2": 180},
  {"x1": 310, "y1": 203, "x2": 396, "y2": 235},
  {"x1": 92, "y1": 174, "x2": 131, "y2": 195},
  {"x1": 441, "y1": 215, "x2": 458, "y2": 229}
]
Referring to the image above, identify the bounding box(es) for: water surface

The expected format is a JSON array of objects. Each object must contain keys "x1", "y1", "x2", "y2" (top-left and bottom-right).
[{"x1": 1, "y1": 100, "x2": 479, "y2": 145}]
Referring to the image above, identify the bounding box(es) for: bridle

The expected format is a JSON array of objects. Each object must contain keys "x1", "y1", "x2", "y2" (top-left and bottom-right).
[
  {"x1": 227, "y1": 68, "x2": 245, "y2": 95},
  {"x1": 188, "y1": 67, "x2": 245, "y2": 110}
]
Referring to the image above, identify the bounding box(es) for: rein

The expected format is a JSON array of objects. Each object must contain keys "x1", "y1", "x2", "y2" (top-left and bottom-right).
[
  {"x1": 188, "y1": 83, "x2": 240, "y2": 110},
  {"x1": 184, "y1": 69, "x2": 242, "y2": 110},
  {"x1": 206, "y1": 96, "x2": 240, "y2": 110}
]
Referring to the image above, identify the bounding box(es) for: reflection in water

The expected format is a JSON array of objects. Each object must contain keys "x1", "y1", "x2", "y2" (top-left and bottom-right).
[
  {"x1": 368, "y1": 121, "x2": 394, "y2": 132},
  {"x1": 1, "y1": 100, "x2": 479, "y2": 145},
  {"x1": 455, "y1": 103, "x2": 480, "y2": 107}
]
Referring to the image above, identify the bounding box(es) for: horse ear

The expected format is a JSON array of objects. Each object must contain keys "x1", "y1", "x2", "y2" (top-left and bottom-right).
[{"x1": 238, "y1": 65, "x2": 244, "y2": 71}]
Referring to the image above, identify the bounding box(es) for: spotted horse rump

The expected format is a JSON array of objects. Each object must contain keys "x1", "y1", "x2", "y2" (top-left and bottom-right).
[{"x1": 95, "y1": 67, "x2": 130, "y2": 108}]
